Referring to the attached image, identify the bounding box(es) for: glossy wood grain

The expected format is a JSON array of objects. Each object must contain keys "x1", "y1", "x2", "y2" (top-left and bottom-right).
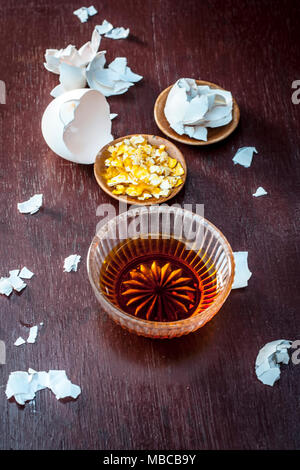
[{"x1": 0, "y1": 0, "x2": 300, "y2": 451}]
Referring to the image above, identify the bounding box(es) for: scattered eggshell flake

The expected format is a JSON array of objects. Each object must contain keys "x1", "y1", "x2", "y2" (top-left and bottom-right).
[
  {"x1": 8, "y1": 270, "x2": 27, "y2": 292},
  {"x1": 73, "y1": 6, "x2": 97, "y2": 23},
  {"x1": 5, "y1": 371, "x2": 36, "y2": 405},
  {"x1": 0, "y1": 277, "x2": 13, "y2": 296},
  {"x1": 48, "y1": 370, "x2": 81, "y2": 400},
  {"x1": 232, "y1": 147, "x2": 258, "y2": 168},
  {"x1": 73, "y1": 7, "x2": 88, "y2": 23},
  {"x1": 64, "y1": 254, "x2": 81, "y2": 272},
  {"x1": 42, "y1": 88, "x2": 113, "y2": 164},
  {"x1": 164, "y1": 78, "x2": 233, "y2": 141},
  {"x1": 9, "y1": 269, "x2": 19, "y2": 277},
  {"x1": 110, "y1": 113, "x2": 118, "y2": 120},
  {"x1": 5, "y1": 369, "x2": 81, "y2": 405},
  {"x1": 14, "y1": 324, "x2": 40, "y2": 346},
  {"x1": 87, "y1": 5, "x2": 97, "y2": 16},
  {"x1": 253, "y1": 187, "x2": 268, "y2": 197},
  {"x1": 0, "y1": 269, "x2": 31, "y2": 297},
  {"x1": 1, "y1": 267, "x2": 35, "y2": 296},
  {"x1": 17, "y1": 194, "x2": 43, "y2": 215},
  {"x1": 232, "y1": 251, "x2": 252, "y2": 289},
  {"x1": 255, "y1": 340, "x2": 292, "y2": 386},
  {"x1": 104, "y1": 27, "x2": 130, "y2": 40},
  {"x1": 19, "y1": 267, "x2": 34, "y2": 279},
  {"x1": 96, "y1": 19, "x2": 114, "y2": 35},
  {"x1": 14, "y1": 337, "x2": 26, "y2": 347},
  {"x1": 27, "y1": 326, "x2": 38, "y2": 344}
]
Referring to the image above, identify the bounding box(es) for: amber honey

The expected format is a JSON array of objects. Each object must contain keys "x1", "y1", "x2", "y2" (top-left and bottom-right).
[{"x1": 100, "y1": 237, "x2": 218, "y2": 322}]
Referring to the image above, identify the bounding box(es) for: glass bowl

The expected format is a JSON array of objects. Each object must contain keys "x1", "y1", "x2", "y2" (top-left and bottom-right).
[{"x1": 87, "y1": 206, "x2": 235, "y2": 339}]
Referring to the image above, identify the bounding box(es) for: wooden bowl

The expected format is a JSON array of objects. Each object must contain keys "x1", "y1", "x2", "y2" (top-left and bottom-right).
[
  {"x1": 94, "y1": 134, "x2": 187, "y2": 206},
  {"x1": 154, "y1": 80, "x2": 240, "y2": 146}
]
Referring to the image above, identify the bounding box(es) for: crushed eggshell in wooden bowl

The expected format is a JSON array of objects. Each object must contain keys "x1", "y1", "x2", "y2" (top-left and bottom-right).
[{"x1": 94, "y1": 134, "x2": 187, "y2": 205}]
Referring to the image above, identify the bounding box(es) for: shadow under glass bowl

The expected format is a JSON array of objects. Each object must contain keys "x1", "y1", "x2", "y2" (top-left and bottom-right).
[{"x1": 87, "y1": 206, "x2": 235, "y2": 339}]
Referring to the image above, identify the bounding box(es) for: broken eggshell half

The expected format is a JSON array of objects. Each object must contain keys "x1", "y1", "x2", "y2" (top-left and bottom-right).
[{"x1": 41, "y1": 88, "x2": 113, "y2": 164}]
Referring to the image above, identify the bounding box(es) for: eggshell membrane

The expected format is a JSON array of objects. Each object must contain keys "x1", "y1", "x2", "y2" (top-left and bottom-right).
[{"x1": 41, "y1": 88, "x2": 113, "y2": 164}]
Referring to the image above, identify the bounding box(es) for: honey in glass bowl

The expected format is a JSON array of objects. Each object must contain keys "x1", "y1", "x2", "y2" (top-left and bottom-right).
[
  {"x1": 87, "y1": 206, "x2": 234, "y2": 338},
  {"x1": 100, "y1": 236, "x2": 218, "y2": 323}
]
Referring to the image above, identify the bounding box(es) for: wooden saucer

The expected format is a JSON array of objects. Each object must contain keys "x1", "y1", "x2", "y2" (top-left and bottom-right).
[
  {"x1": 154, "y1": 80, "x2": 240, "y2": 145},
  {"x1": 94, "y1": 134, "x2": 187, "y2": 206}
]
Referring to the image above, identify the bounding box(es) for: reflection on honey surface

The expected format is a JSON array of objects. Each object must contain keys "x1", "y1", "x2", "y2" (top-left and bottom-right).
[{"x1": 100, "y1": 237, "x2": 218, "y2": 322}]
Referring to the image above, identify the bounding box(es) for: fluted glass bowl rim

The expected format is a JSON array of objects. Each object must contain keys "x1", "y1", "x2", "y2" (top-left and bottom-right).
[{"x1": 87, "y1": 206, "x2": 235, "y2": 330}]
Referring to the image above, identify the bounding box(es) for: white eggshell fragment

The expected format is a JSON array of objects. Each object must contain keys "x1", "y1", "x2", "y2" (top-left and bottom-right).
[
  {"x1": 232, "y1": 147, "x2": 258, "y2": 168},
  {"x1": 232, "y1": 251, "x2": 252, "y2": 289},
  {"x1": 41, "y1": 88, "x2": 113, "y2": 164},
  {"x1": 255, "y1": 340, "x2": 292, "y2": 386},
  {"x1": 105, "y1": 27, "x2": 130, "y2": 40},
  {"x1": 253, "y1": 187, "x2": 268, "y2": 197},
  {"x1": 19, "y1": 267, "x2": 34, "y2": 279},
  {"x1": 44, "y1": 29, "x2": 101, "y2": 96},
  {"x1": 59, "y1": 63, "x2": 87, "y2": 91},
  {"x1": 164, "y1": 78, "x2": 233, "y2": 141},
  {"x1": 63, "y1": 254, "x2": 81, "y2": 272},
  {"x1": 86, "y1": 52, "x2": 142, "y2": 97},
  {"x1": 96, "y1": 19, "x2": 114, "y2": 35},
  {"x1": 14, "y1": 337, "x2": 26, "y2": 347}
]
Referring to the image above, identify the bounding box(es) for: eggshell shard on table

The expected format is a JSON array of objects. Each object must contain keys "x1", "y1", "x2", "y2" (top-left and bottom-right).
[
  {"x1": 17, "y1": 194, "x2": 43, "y2": 214},
  {"x1": 19, "y1": 267, "x2": 34, "y2": 279},
  {"x1": 255, "y1": 340, "x2": 292, "y2": 386},
  {"x1": 105, "y1": 27, "x2": 130, "y2": 40},
  {"x1": 73, "y1": 6, "x2": 98, "y2": 23},
  {"x1": 41, "y1": 89, "x2": 113, "y2": 164},
  {"x1": 253, "y1": 186, "x2": 268, "y2": 197},
  {"x1": 233, "y1": 147, "x2": 258, "y2": 168},
  {"x1": 232, "y1": 251, "x2": 252, "y2": 289},
  {"x1": 27, "y1": 326, "x2": 39, "y2": 344},
  {"x1": 73, "y1": 7, "x2": 89, "y2": 23},
  {"x1": 8, "y1": 271, "x2": 27, "y2": 292},
  {"x1": 5, "y1": 369, "x2": 81, "y2": 405},
  {"x1": 0, "y1": 266, "x2": 35, "y2": 297},
  {"x1": 87, "y1": 6, "x2": 98, "y2": 16},
  {"x1": 48, "y1": 370, "x2": 81, "y2": 400},
  {"x1": 96, "y1": 19, "x2": 114, "y2": 35},
  {"x1": 14, "y1": 337, "x2": 26, "y2": 347},
  {"x1": 14, "y1": 324, "x2": 41, "y2": 347},
  {"x1": 0, "y1": 277, "x2": 13, "y2": 296},
  {"x1": 95, "y1": 19, "x2": 130, "y2": 39},
  {"x1": 63, "y1": 254, "x2": 81, "y2": 272}
]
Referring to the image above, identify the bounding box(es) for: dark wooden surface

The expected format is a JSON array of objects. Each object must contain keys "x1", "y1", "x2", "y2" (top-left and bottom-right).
[{"x1": 0, "y1": 0, "x2": 300, "y2": 450}]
